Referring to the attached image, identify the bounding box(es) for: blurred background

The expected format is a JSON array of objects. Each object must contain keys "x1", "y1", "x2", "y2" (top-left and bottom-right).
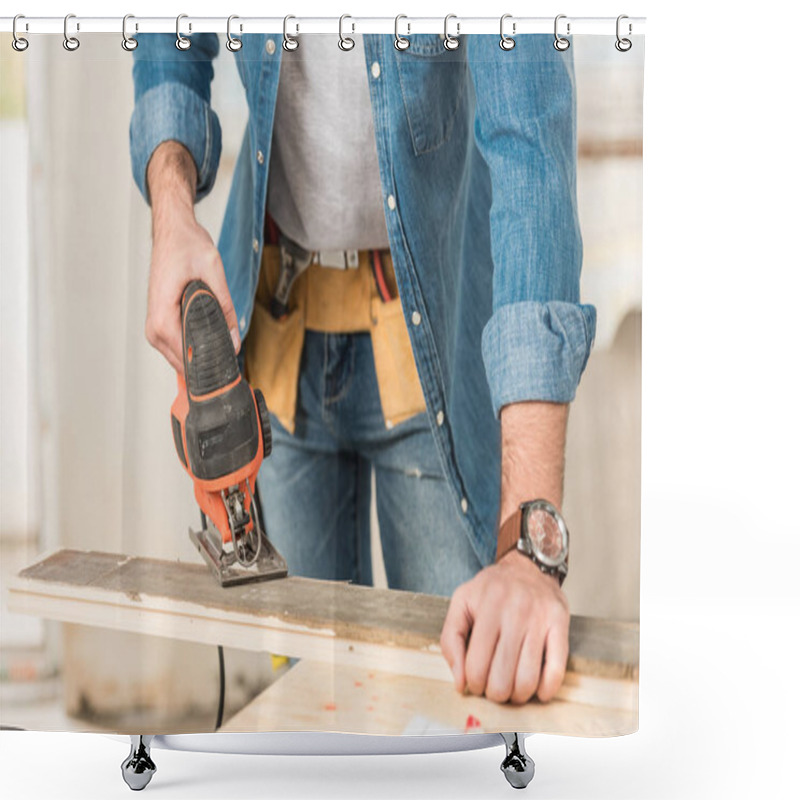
[{"x1": 0, "y1": 34, "x2": 642, "y2": 731}]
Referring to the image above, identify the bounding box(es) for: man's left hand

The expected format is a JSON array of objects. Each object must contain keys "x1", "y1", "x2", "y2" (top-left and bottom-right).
[{"x1": 440, "y1": 550, "x2": 569, "y2": 704}]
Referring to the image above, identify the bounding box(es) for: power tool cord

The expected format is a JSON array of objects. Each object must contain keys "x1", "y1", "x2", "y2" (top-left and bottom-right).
[
  {"x1": 205, "y1": 480, "x2": 268, "y2": 731},
  {"x1": 215, "y1": 644, "x2": 226, "y2": 731},
  {"x1": 201, "y1": 510, "x2": 227, "y2": 731}
]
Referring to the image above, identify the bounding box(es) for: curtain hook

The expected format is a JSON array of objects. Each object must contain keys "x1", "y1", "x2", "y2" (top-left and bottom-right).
[
  {"x1": 615, "y1": 14, "x2": 632, "y2": 52},
  {"x1": 338, "y1": 14, "x2": 355, "y2": 51},
  {"x1": 175, "y1": 14, "x2": 191, "y2": 50},
  {"x1": 63, "y1": 13, "x2": 80, "y2": 51},
  {"x1": 283, "y1": 15, "x2": 299, "y2": 51},
  {"x1": 227, "y1": 15, "x2": 243, "y2": 52},
  {"x1": 443, "y1": 14, "x2": 460, "y2": 51},
  {"x1": 394, "y1": 14, "x2": 410, "y2": 51},
  {"x1": 499, "y1": 14, "x2": 516, "y2": 51},
  {"x1": 554, "y1": 14, "x2": 571, "y2": 51},
  {"x1": 12, "y1": 14, "x2": 29, "y2": 52},
  {"x1": 122, "y1": 14, "x2": 138, "y2": 51}
]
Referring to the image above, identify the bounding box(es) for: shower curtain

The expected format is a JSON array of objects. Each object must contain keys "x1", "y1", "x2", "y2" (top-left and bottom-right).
[{"x1": 0, "y1": 27, "x2": 643, "y2": 739}]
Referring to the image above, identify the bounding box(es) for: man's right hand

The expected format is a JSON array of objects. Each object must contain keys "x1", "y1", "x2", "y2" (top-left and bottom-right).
[{"x1": 145, "y1": 140, "x2": 240, "y2": 375}]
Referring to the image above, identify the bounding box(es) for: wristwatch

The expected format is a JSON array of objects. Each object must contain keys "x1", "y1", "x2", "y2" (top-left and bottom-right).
[{"x1": 496, "y1": 500, "x2": 569, "y2": 586}]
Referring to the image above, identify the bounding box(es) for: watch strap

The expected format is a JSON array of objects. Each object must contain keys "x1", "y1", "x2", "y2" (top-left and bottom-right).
[{"x1": 495, "y1": 508, "x2": 523, "y2": 562}]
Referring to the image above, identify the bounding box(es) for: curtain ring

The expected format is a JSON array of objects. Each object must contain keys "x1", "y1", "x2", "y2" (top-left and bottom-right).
[
  {"x1": 283, "y1": 15, "x2": 299, "y2": 51},
  {"x1": 63, "y1": 13, "x2": 80, "y2": 51},
  {"x1": 615, "y1": 15, "x2": 632, "y2": 52},
  {"x1": 338, "y1": 14, "x2": 355, "y2": 51},
  {"x1": 554, "y1": 14, "x2": 570, "y2": 51},
  {"x1": 499, "y1": 14, "x2": 515, "y2": 51},
  {"x1": 12, "y1": 15, "x2": 29, "y2": 52},
  {"x1": 226, "y1": 15, "x2": 243, "y2": 52},
  {"x1": 175, "y1": 14, "x2": 191, "y2": 50},
  {"x1": 394, "y1": 15, "x2": 410, "y2": 51},
  {"x1": 443, "y1": 14, "x2": 460, "y2": 51},
  {"x1": 122, "y1": 14, "x2": 138, "y2": 51}
]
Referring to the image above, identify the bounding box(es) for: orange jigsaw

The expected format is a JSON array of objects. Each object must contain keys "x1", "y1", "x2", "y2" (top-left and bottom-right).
[{"x1": 170, "y1": 280, "x2": 287, "y2": 587}]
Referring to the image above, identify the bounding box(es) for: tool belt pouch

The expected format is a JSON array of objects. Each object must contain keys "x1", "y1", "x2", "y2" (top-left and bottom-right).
[
  {"x1": 369, "y1": 294, "x2": 426, "y2": 428},
  {"x1": 246, "y1": 243, "x2": 427, "y2": 433},
  {"x1": 245, "y1": 245, "x2": 305, "y2": 435}
]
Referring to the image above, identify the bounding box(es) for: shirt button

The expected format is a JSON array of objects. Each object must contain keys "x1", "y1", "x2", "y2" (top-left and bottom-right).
[
  {"x1": 461, "y1": 497, "x2": 468, "y2": 514},
  {"x1": 265, "y1": 38, "x2": 276, "y2": 55},
  {"x1": 411, "y1": 310, "x2": 421, "y2": 326},
  {"x1": 386, "y1": 194, "x2": 396, "y2": 211},
  {"x1": 257, "y1": 150, "x2": 265, "y2": 165},
  {"x1": 239, "y1": 316, "x2": 246, "y2": 331},
  {"x1": 252, "y1": 238, "x2": 259, "y2": 253},
  {"x1": 436, "y1": 410, "x2": 445, "y2": 426},
  {"x1": 371, "y1": 61, "x2": 381, "y2": 79}
]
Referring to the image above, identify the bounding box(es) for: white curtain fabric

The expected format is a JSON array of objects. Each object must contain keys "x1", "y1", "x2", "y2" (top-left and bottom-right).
[{"x1": 19, "y1": 34, "x2": 642, "y2": 723}]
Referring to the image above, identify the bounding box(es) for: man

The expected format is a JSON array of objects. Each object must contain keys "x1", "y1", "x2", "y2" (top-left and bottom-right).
[{"x1": 130, "y1": 30, "x2": 595, "y2": 706}]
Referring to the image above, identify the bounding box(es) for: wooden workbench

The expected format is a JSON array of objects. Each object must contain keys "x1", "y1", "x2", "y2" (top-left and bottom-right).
[{"x1": 7, "y1": 549, "x2": 638, "y2": 736}]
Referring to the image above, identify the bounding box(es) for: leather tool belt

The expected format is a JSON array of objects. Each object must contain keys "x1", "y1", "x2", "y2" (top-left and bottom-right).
[
  {"x1": 247, "y1": 212, "x2": 425, "y2": 433},
  {"x1": 271, "y1": 234, "x2": 376, "y2": 318}
]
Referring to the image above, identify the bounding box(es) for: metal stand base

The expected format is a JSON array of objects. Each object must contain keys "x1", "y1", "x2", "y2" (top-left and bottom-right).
[
  {"x1": 500, "y1": 733, "x2": 535, "y2": 789},
  {"x1": 121, "y1": 735, "x2": 156, "y2": 791},
  {"x1": 120, "y1": 732, "x2": 532, "y2": 790}
]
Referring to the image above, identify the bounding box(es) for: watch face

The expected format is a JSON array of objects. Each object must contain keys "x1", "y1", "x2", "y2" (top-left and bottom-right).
[{"x1": 524, "y1": 504, "x2": 568, "y2": 567}]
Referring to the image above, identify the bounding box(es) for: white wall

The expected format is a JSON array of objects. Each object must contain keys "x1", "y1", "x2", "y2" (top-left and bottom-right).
[{"x1": 1, "y1": 58, "x2": 44, "y2": 655}]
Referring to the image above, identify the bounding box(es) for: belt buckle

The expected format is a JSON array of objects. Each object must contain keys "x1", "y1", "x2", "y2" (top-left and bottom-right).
[{"x1": 316, "y1": 249, "x2": 359, "y2": 270}]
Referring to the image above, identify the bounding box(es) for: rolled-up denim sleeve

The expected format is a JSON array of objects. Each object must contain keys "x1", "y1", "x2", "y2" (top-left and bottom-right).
[
  {"x1": 129, "y1": 33, "x2": 222, "y2": 205},
  {"x1": 481, "y1": 301, "x2": 595, "y2": 414},
  {"x1": 468, "y1": 35, "x2": 596, "y2": 417}
]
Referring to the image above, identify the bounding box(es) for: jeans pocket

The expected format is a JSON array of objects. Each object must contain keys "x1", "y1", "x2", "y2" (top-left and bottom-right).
[{"x1": 395, "y1": 34, "x2": 469, "y2": 156}]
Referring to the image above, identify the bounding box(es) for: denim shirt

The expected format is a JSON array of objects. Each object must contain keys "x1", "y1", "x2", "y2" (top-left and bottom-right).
[{"x1": 130, "y1": 33, "x2": 596, "y2": 567}]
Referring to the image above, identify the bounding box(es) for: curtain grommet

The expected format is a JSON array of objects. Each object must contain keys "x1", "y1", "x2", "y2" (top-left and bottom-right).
[
  {"x1": 499, "y1": 14, "x2": 516, "y2": 51},
  {"x1": 554, "y1": 14, "x2": 570, "y2": 51},
  {"x1": 394, "y1": 15, "x2": 410, "y2": 51},
  {"x1": 283, "y1": 15, "x2": 299, "y2": 51},
  {"x1": 338, "y1": 14, "x2": 355, "y2": 51},
  {"x1": 12, "y1": 14, "x2": 29, "y2": 51},
  {"x1": 63, "y1": 13, "x2": 80, "y2": 51},
  {"x1": 615, "y1": 15, "x2": 632, "y2": 52},
  {"x1": 175, "y1": 14, "x2": 191, "y2": 50},
  {"x1": 122, "y1": 14, "x2": 138, "y2": 51},
  {"x1": 226, "y1": 15, "x2": 243, "y2": 52},
  {"x1": 443, "y1": 14, "x2": 460, "y2": 51}
]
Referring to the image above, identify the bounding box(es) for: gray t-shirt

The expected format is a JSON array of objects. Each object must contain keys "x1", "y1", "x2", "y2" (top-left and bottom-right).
[{"x1": 267, "y1": 34, "x2": 390, "y2": 251}]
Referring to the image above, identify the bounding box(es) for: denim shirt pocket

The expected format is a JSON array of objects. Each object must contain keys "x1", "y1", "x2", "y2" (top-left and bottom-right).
[{"x1": 394, "y1": 34, "x2": 468, "y2": 156}]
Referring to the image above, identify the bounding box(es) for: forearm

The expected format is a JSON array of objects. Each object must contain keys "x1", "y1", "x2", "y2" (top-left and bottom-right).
[
  {"x1": 496, "y1": 401, "x2": 568, "y2": 558},
  {"x1": 142, "y1": 140, "x2": 238, "y2": 373},
  {"x1": 443, "y1": 399, "x2": 570, "y2": 704},
  {"x1": 146, "y1": 141, "x2": 197, "y2": 232}
]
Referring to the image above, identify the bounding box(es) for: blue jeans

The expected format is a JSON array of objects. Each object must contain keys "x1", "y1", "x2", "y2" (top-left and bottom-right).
[{"x1": 256, "y1": 331, "x2": 483, "y2": 597}]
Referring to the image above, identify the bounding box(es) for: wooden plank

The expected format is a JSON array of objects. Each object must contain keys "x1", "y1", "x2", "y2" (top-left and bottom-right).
[
  {"x1": 222, "y1": 660, "x2": 637, "y2": 737},
  {"x1": 8, "y1": 549, "x2": 638, "y2": 710}
]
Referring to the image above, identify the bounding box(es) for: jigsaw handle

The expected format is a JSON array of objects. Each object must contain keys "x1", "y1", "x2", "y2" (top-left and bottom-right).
[
  {"x1": 174, "y1": 280, "x2": 269, "y2": 484},
  {"x1": 181, "y1": 280, "x2": 239, "y2": 399}
]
